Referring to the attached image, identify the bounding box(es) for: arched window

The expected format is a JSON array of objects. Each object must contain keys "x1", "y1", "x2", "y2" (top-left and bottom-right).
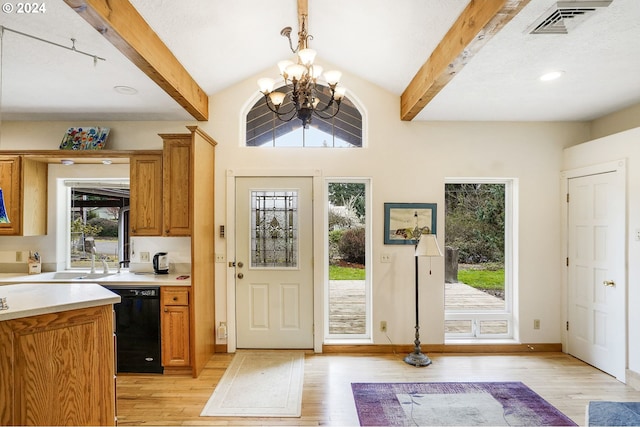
[{"x1": 246, "y1": 84, "x2": 363, "y2": 148}]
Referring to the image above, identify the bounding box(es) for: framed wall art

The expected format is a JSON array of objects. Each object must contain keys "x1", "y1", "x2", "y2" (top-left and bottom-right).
[{"x1": 384, "y1": 202, "x2": 437, "y2": 245}]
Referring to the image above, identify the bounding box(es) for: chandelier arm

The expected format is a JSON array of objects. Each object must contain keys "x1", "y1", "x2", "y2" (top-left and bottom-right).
[
  {"x1": 312, "y1": 104, "x2": 342, "y2": 120},
  {"x1": 262, "y1": 94, "x2": 297, "y2": 116}
]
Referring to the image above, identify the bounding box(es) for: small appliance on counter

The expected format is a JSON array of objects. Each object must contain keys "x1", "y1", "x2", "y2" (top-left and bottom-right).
[{"x1": 153, "y1": 252, "x2": 169, "y2": 274}]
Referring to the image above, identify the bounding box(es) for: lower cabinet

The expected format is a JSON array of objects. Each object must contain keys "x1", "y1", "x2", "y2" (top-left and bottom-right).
[
  {"x1": 0, "y1": 304, "x2": 116, "y2": 426},
  {"x1": 161, "y1": 287, "x2": 191, "y2": 369}
]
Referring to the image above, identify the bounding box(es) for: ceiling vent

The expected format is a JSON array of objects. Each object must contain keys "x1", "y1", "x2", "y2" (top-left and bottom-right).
[{"x1": 527, "y1": 1, "x2": 612, "y2": 34}]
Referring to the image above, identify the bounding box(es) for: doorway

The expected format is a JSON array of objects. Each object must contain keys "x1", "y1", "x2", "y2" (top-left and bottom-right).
[
  {"x1": 565, "y1": 161, "x2": 626, "y2": 381},
  {"x1": 234, "y1": 177, "x2": 314, "y2": 348}
]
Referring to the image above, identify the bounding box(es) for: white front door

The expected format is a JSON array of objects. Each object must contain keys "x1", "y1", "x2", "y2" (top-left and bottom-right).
[
  {"x1": 567, "y1": 169, "x2": 625, "y2": 380},
  {"x1": 235, "y1": 177, "x2": 314, "y2": 348}
]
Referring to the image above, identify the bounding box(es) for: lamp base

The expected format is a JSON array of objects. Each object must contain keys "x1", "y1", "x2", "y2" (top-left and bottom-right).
[{"x1": 404, "y1": 351, "x2": 432, "y2": 367}]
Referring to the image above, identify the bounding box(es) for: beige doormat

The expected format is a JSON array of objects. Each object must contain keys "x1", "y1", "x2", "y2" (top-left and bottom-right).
[{"x1": 200, "y1": 350, "x2": 305, "y2": 417}]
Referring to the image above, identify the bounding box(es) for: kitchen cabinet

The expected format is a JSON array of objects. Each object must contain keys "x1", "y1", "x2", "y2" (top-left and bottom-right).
[
  {"x1": 0, "y1": 155, "x2": 47, "y2": 236},
  {"x1": 161, "y1": 286, "x2": 191, "y2": 370},
  {"x1": 129, "y1": 139, "x2": 191, "y2": 236},
  {"x1": 130, "y1": 154, "x2": 163, "y2": 236},
  {"x1": 0, "y1": 303, "x2": 116, "y2": 426},
  {"x1": 162, "y1": 138, "x2": 192, "y2": 235}
]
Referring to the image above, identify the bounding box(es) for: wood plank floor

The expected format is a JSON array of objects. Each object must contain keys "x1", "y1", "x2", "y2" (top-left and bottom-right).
[{"x1": 116, "y1": 352, "x2": 640, "y2": 426}]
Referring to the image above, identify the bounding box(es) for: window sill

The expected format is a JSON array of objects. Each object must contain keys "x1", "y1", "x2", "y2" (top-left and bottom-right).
[{"x1": 445, "y1": 338, "x2": 519, "y2": 345}]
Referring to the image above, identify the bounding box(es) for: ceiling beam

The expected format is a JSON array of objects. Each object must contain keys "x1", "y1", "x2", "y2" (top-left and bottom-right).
[
  {"x1": 64, "y1": 0, "x2": 209, "y2": 121},
  {"x1": 400, "y1": 0, "x2": 530, "y2": 121}
]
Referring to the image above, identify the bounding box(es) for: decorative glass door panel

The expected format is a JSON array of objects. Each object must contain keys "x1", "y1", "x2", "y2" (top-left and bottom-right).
[{"x1": 251, "y1": 191, "x2": 298, "y2": 268}]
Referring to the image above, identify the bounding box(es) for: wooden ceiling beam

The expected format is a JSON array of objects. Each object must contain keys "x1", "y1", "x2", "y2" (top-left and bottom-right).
[
  {"x1": 64, "y1": 0, "x2": 209, "y2": 121},
  {"x1": 400, "y1": 0, "x2": 530, "y2": 121}
]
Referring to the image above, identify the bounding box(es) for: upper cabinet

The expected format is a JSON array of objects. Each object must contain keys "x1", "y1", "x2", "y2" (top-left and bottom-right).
[
  {"x1": 129, "y1": 138, "x2": 192, "y2": 237},
  {"x1": 0, "y1": 156, "x2": 47, "y2": 236},
  {"x1": 162, "y1": 138, "x2": 192, "y2": 236},
  {"x1": 130, "y1": 154, "x2": 163, "y2": 236}
]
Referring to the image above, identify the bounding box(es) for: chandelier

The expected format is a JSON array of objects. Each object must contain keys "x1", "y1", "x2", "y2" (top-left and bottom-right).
[{"x1": 257, "y1": 15, "x2": 345, "y2": 128}]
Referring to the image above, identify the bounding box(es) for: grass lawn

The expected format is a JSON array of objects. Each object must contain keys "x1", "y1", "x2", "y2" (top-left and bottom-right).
[
  {"x1": 329, "y1": 265, "x2": 366, "y2": 280},
  {"x1": 458, "y1": 268, "x2": 504, "y2": 291}
]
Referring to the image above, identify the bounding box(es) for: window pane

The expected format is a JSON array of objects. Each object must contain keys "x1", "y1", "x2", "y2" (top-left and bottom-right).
[
  {"x1": 246, "y1": 85, "x2": 362, "y2": 148},
  {"x1": 250, "y1": 190, "x2": 298, "y2": 268},
  {"x1": 479, "y1": 320, "x2": 508, "y2": 335},
  {"x1": 445, "y1": 320, "x2": 473, "y2": 334},
  {"x1": 327, "y1": 182, "x2": 367, "y2": 335}
]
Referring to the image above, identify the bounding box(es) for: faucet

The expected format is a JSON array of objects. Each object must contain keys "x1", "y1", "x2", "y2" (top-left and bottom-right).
[
  {"x1": 89, "y1": 248, "x2": 96, "y2": 274},
  {"x1": 101, "y1": 258, "x2": 109, "y2": 274}
]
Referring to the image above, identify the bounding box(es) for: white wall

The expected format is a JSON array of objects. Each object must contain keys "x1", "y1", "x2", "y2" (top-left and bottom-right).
[
  {"x1": 563, "y1": 126, "x2": 640, "y2": 375},
  {"x1": 197, "y1": 66, "x2": 590, "y2": 346},
  {"x1": 0, "y1": 68, "x2": 593, "y2": 347}
]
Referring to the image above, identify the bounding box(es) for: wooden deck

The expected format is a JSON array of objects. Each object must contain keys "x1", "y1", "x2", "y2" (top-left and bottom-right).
[{"x1": 329, "y1": 280, "x2": 504, "y2": 334}]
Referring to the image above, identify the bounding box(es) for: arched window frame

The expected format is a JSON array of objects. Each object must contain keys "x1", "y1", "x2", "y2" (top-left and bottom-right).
[{"x1": 242, "y1": 82, "x2": 367, "y2": 148}]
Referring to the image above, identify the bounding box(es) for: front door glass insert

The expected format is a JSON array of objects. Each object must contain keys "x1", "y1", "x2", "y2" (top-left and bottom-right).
[{"x1": 251, "y1": 190, "x2": 298, "y2": 268}]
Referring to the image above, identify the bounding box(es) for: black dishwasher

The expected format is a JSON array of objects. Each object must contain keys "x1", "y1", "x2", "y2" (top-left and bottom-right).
[{"x1": 106, "y1": 286, "x2": 163, "y2": 374}]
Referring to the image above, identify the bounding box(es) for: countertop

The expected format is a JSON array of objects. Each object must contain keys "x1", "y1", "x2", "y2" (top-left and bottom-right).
[
  {"x1": 0, "y1": 283, "x2": 121, "y2": 321},
  {"x1": 0, "y1": 271, "x2": 192, "y2": 286}
]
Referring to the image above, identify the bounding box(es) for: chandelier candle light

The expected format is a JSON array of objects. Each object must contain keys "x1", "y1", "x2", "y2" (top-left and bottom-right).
[{"x1": 257, "y1": 15, "x2": 346, "y2": 128}]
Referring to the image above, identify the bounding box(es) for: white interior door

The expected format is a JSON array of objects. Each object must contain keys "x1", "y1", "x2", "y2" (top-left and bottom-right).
[
  {"x1": 567, "y1": 170, "x2": 625, "y2": 380},
  {"x1": 235, "y1": 177, "x2": 314, "y2": 348}
]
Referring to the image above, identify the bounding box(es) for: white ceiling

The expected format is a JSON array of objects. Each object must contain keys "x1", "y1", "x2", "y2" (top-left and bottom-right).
[{"x1": 0, "y1": 0, "x2": 638, "y2": 122}]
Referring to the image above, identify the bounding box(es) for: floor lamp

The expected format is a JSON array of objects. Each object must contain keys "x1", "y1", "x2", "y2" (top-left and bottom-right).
[{"x1": 404, "y1": 233, "x2": 443, "y2": 367}]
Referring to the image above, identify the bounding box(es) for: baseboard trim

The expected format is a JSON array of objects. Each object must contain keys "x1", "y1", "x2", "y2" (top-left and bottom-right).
[
  {"x1": 211, "y1": 343, "x2": 562, "y2": 354},
  {"x1": 322, "y1": 343, "x2": 562, "y2": 354},
  {"x1": 626, "y1": 368, "x2": 640, "y2": 390}
]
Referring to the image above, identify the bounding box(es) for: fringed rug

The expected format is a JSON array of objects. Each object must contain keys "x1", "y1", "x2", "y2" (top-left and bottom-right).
[
  {"x1": 351, "y1": 382, "x2": 577, "y2": 426},
  {"x1": 200, "y1": 350, "x2": 304, "y2": 417}
]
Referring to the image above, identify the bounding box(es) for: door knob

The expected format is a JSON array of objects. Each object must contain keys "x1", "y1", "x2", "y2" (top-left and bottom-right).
[
  {"x1": 603, "y1": 280, "x2": 615, "y2": 287},
  {"x1": 237, "y1": 261, "x2": 244, "y2": 268},
  {"x1": 237, "y1": 273, "x2": 244, "y2": 279}
]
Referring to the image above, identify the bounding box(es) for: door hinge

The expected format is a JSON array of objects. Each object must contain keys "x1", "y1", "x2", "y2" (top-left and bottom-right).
[
  {"x1": 566, "y1": 193, "x2": 570, "y2": 203},
  {"x1": 566, "y1": 321, "x2": 569, "y2": 331},
  {"x1": 566, "y1": 257, "x2": 569, "y2": 267}
]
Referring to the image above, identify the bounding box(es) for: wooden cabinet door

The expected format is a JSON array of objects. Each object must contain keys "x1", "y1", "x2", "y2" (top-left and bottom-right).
[
  {"x1": 0, "y1": 156, "x2": 21, "y2": 235},
  {"x1": 130, "y1": 155, "x2": 163, "y2": 236},
  {"x1": 0, "y1": 305, "x2": 116, "y2": 426},
  {"x1": 163, "y1": 139, "x2": 192, "y2": 235},
  {"x1": 161, "y1": 287, "x2": 190, "y2": 367}
]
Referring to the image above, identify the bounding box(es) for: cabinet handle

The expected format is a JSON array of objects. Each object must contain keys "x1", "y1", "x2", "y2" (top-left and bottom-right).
[
  {"x1": 173, "y1": 296, "x2": 178, "y2": 301},
  {"x1": 164, "y1": 308, "x2": 168, "y2": 312}
]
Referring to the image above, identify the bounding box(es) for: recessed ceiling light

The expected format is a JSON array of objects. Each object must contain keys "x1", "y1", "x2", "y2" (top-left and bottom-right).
[
  {"x1": 61, "y1": 159, "x2": 74, "y2": 165},
  {"x1": 113, "y1": 85, "x2": 138, "y2": 95},
  {"x1": 539, "y1": 70, "x2": 565, "y2": 82}
]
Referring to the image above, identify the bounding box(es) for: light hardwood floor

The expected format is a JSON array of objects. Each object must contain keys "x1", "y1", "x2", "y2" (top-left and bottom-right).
[{"x1": 116, "y1": 351, "x2": 640, "y2": 426}]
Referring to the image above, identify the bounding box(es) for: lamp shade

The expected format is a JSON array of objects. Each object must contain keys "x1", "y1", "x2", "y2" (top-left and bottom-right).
[{"x1": 415, "y1": 234, "x2": 442, "y2": 257}]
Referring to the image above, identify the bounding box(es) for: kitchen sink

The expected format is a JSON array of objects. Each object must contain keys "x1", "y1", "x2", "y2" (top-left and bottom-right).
[{"x1": 52, "y1": 272, "x2": 115, "y2": 280}]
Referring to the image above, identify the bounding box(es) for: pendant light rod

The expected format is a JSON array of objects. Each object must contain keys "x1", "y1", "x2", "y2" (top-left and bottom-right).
[{"x1": 0, "y1": 26, "x2": 106, "y2": 63}]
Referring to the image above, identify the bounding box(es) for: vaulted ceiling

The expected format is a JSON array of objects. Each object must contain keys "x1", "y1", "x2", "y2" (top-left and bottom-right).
[{"x1": 0, "y1": 0, "x2": 638, "y2": 122}]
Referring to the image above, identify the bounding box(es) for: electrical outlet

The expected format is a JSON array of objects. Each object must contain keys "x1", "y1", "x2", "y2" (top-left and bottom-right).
[
  {"x1": 215, "y1": 253, "x2": 225, "y2": 263},
  {"x1": 381, "y1": 253, "x2": 391, "y2": 263},
  {"x1": 16, "y1": 251, "x2": 23, "y2": 262},
  {"x1": 380, "y1": 321, "x2": 387, "y2": 332},
  {"x1": 140, "y1": 251, "x2": 150, "y2": 262},
  {"x1": 533, "y1": 319, "x2": 541, "y2": 330}
]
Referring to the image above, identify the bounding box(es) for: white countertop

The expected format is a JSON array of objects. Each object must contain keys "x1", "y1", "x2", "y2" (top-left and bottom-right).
[
  {"x1": 0, "y1": 283, "x2": 121, "y2": 321},
  {"x1": 0, "y1": 271, "x2": 191, "y2": 286}
]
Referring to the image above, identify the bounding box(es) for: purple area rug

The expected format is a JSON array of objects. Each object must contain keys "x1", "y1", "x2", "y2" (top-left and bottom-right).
[{"x1": 351, "y1": 382, "x2": 577, "y2": 426}]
